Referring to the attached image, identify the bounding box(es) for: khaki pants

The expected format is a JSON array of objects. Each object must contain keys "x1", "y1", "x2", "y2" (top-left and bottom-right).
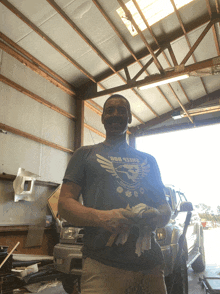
[{"x1": 81, "y1": 258, "x2": 167, "y2": 294}]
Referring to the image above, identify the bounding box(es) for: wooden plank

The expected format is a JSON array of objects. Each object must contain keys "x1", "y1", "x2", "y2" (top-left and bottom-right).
[
  {"x1": 0, "y1": 32, "x2": 76, "y2": 94},
  {"x1": 133, "y1": 116, "x2": 220, "y2": 137},
  {"x1": 46, "y1": 0, "x2": 115, "y2": 73},
  {"x1": 181, "y1": 20, "x2": 214, "y2": 65},
  {"x1": 0, "y1": 74, "x2": 77, "y2": 121},
  {"x1": 1, "y1": 0, "x2": 96, "y2": 83},
  {"x1": 130, "y1": 89, "x2": 220, "y2": 136},
  {"x1": 0, "y1": 41, "x2": 75, "y2": 96},
  {"x1": 85, "y1": 56, "x2": 220, "y2": 98},
  {"x1": 0, "y1": 123, "x2": 74, "y2": 154},
  {"x1": 84, "y1": 123, "x2": 105, "y2": 138},
  {"x1": 117, "y1": 0, "x2": 164, "y2": 74},
  {"x1": 74, "y1": 99, "x2": 84, "y2": 150},
  {"x1": 167, "y1": 84, "x2": 193, "y2": 123}
]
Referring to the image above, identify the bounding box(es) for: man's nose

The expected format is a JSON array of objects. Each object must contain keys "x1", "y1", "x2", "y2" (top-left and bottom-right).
[{"x1": 112, "y1": 109, "x2": 120, "y2": 116}]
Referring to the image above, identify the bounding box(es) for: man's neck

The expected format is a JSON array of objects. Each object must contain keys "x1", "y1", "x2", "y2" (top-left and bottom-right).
[{"x1": 104, "y1": 133, "x2": 127, "y2": 147}]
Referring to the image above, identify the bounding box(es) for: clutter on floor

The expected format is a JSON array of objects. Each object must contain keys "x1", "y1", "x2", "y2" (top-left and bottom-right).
[{"x1": 0, "y1": 244, "x2": 65, "y2": 294}]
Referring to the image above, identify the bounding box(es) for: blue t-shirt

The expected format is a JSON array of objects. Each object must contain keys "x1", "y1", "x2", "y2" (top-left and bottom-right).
[{"x1": 63, "y1": 142, "x2": 167, "y2": 272}]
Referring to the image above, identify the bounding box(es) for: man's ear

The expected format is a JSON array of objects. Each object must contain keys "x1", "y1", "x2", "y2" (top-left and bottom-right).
[
  {"x1": 101, "y1": 114, "x2": 104, "y2": 124},
  {"x1": 128, "y1": 113, "x2": 132, "y2": 124}
]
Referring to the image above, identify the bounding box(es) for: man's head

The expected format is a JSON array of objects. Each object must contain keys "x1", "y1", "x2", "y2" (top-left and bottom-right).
[{"x1": 102, "y1": 94, "x2": 132, "y2": 137}]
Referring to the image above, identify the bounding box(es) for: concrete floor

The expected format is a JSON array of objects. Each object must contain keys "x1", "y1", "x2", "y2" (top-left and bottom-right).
[{"x1": 14, "y1": 227, "x2": 220, "y2": 294}]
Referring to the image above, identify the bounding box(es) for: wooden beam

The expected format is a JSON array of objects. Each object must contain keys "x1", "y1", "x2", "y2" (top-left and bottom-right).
[
  {"x1": 74, "y1": 99, "x2": 84, "y2": 150},
  {"x1": 46, "y1": 0, "x2": 115, "y2": 73},
  {"x1": 0, "y1": 41, "x2": 75, "y2": 97},
  {"x1": 0, "y1": 74, "x2": 77, "y2": 121},
  {"x1": 95, "y1": 15, "x2": 212, "y2": 84},
  {"x1": 170, "y1": 0, "x2": 209, "y2": 95},
  {"x1": 0, "y1": 35, "x2": 143, "y2": 126},
  {"x1": 0, "y1": 32, "x2": 76, "y2": 94},
  {"x1": 0, "y1": 123, "x2": 74, "y2": 153},
  {"x1": 84, "y1": 123, "x2": 105, "y2": 138},
  {"x1": 167, "y1": 44, "x2": 178, "y2": 67},
  {"x1": 1, "y1": 0, "x2": 96, "y2": 83},
  {"x1": 167, "y1": 84, "x2": 193, "y2": 123},
  {"x1": 84, "y1": 56, "x2": 220, "y2": 98},
  {"x1": 124, "y1": 66, "x2": 131, "y2": 82},
  {"x1": 133, "y1": 116, "x2": 220, "y2": 137},
  {"x1": 117, "y1": 0, "x2": 164, "y2": 74},
  {"x1": 45, "y1": 0, "x2": 151, "y2": 121},
  {"x1": 92, "y1": 0, "x2": 209, "y2": 110},
  {"x1": 205, "y1": 0, "x2": 220, "y2": 55},
  {"x1": 181, "y1": 20, "x2": 215, "y2": 65},
  {"x1": 132, "y1": 0, "x2": 192, "y2": 105},
  {"x1": 132, "y1": 48, "x2": 164, "y2": 81},
  {"x1": 130, "y1": 89, "x2": 220, "y2": 136}
]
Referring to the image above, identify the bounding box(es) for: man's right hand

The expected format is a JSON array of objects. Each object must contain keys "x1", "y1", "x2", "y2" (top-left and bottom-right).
[{"x1": 97, "y1": 209, "x2": 133, "y2": 234}]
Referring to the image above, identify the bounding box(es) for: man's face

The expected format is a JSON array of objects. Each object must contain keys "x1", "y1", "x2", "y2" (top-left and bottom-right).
[{"x1": 102, "y1": 97, "x2": 132, "y2": 136}]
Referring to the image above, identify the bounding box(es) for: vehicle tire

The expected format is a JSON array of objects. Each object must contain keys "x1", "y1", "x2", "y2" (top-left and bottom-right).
[
  {"x1": 191, "y1": 229, "x2": 206, "y2": 273},
  {"x1": 62, "y1": 274, "x2": 80, "y2": 294},
  {"x1": 165, "y1": 256, "x2": 188, "y2": 294}
]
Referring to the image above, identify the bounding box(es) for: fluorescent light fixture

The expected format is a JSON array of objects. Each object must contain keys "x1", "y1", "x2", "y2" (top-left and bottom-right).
[
  {"x1": 117, "y1": 0, "x2": 195, "y2": 36},
  {"x1": 139, "y1": 74, "x2": 189, "y2": 90}
]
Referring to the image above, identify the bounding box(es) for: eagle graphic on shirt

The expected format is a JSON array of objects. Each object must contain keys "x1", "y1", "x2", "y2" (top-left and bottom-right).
[{"x1": 96, "y1": 154, "x2": 150, "y2": 190}]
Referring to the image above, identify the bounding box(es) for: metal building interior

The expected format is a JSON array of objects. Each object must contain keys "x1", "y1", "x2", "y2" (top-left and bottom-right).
[{"x1": 0, "y1": 0, "x2": 220, "y2": 267}]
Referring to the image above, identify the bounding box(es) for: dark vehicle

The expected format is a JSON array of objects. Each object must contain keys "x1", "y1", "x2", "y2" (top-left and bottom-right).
[{"x1": 54, "y1": 185, "x2": 205, "y2": 294}]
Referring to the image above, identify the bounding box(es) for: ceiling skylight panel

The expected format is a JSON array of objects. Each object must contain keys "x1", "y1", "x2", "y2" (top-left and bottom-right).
[{"x1": 117, "y1": 0, "x2": 195, "y2": 36}]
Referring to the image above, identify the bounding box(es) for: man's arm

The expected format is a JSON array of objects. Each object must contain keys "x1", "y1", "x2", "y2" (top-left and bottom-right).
[
  {"x1": 142, "y1": 202, "x2": 171, "y2": 229},
  {"x1": 58, "y1": 181, "x2": 133, "y2": 234}
]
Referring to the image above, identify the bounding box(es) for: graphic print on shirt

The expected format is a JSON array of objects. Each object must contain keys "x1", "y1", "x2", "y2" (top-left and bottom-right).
[{"x1": 96, "y1": 154, "x2": 150, "y2": 199}]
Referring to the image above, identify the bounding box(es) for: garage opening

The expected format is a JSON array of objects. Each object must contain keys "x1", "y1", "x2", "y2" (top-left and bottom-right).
[{"x1": 136, "y1": 123, "x2": 220, "y2": 293}]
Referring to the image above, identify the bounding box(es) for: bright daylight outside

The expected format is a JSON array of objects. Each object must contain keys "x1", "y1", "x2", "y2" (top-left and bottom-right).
[{"x1": 136, "y1": 123, "x2": 220, "y2": 290}]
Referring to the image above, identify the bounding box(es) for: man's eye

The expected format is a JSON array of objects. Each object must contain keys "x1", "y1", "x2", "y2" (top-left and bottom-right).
[
  {"x1": 106, "y1": 108, "x2": 114, "y2": 114},
  {"x1": 118, "y1": 107, "x2": 126, "y2": 114}
]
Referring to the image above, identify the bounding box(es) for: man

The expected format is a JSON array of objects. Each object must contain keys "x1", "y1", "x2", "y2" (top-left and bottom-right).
[{"x1": 59, "y1": 94, "x2": 171, "y2": 294}]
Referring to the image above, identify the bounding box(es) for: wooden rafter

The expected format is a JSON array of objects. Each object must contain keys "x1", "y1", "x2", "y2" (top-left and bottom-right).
[
  {"x1": 92, "y1": 0, "x2": 173, "y2": 110},
  {"x1": 181, "y1": 20, "x2": 215, "y2": 65},
  {"x1": 96, "y1": 15, "x2": 211, "y2": 84},
  {"x1": 46, "y1": 0, "x2": 115, "y2": 73},
  {"x1": 205, "y1": 0, "x2": 220, "y2": 55},
  {"x1": 85, "y1": 56, "x2": 220, "y2": 98},
  {"x1": 131, "y1": 0, "x2": 192, "y2": 105},
  {"x1": 117, "y1": 0, "x2": 164, "y2": 74},
  {"x1": 167, "y1": 44, "x2": 178, "y2": 67},
  {"x1": 216, "y1": 0, "x2": 220, "y2": 14},
  {"x1": 47, "y1": 0, "x2": 156, "y2": 119},
  {"x1": 130, "y1": 89, "x2": 220, "y2": 136},
  {"x1": 133, "y1": 116, "x2": 220, "y2": 137},
  {"x1": 169, "y1": 0, "x2": 209, "y2": 95},
  {"x1": 132, "y1": 48, "x2": 164, "y2": 81},
  {"x1": 131, "y1": 0, "x2": 192, "y2": 119},
  {"x1": 1, "y1": 0, "x2": 96, "y2": 83},
  {"x1": 0, "y1": 41, "x2": 75, "y2": 97},
  {"x1": 0, "y1": 32, "x2": 143, "y2": 128},
  {"x1": 0, "y1": 32, "x2": 76, "y2": 94}
]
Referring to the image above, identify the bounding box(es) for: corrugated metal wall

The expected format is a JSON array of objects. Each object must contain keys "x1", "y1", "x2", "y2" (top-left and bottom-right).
[{"x1": 0, "y1": 50, "x2": 76, "y2": 225}]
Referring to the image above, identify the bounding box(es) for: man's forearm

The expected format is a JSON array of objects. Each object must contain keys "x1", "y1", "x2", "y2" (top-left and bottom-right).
[{"x1": 58, "y1": 198, "x2": 101, "y2": 227}]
